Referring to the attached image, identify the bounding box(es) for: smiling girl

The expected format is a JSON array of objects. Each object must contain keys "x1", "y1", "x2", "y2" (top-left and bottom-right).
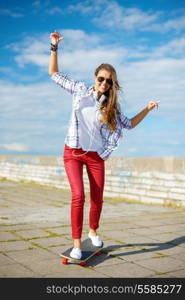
[{"x1": 48, "y1": 32, "x2": 159, "y2": 259}]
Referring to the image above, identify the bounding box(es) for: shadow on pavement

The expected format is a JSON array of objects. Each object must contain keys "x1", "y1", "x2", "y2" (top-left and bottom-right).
[{"x1": 89, "y1": 236, "x2": 185, "y2": 267}]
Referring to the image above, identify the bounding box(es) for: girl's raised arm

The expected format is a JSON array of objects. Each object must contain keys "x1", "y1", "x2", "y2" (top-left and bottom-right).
[{"x1": 48, "y1": 31, "x2": 63, "y2": 75}]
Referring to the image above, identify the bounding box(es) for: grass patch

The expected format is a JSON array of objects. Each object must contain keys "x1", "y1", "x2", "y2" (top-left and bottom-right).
[
  {"x1": 0, "y1": 239, "x2": 20, "y2": 242},
  {"x1": 152, "y1": 251, "x2": 168, "y2": 258}
]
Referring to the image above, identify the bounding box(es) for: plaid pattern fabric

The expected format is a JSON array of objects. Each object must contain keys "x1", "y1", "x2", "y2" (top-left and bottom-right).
[{"x1": 51, "y1": 72, "x2": 132, "y2": 160}]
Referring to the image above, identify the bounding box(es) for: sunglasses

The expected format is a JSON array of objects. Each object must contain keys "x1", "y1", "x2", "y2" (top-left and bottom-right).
[{"x1": 97, "y1": 76, "x2": 113, "y2": 85}]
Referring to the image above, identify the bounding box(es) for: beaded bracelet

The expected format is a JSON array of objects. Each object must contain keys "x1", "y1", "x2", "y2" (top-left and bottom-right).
[{"x1": 50, "y1": 43, "x2": 58, "y2": 52}]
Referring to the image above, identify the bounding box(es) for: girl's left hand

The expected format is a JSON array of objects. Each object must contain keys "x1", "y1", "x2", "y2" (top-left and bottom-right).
[
  {"x1": 147, "y1": 101, "x2": 160, "y2": 111},
  {"x1": 50, "y1": 31, "x2": 63, "y2": 45}
]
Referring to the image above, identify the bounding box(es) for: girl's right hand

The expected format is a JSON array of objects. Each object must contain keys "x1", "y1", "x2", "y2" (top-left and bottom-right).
[{"x1": 50, "y1": 32, "x2": 63, "y2": 45}]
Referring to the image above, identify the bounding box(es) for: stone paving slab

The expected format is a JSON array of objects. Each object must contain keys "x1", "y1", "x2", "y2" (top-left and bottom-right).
[
  {"x1": 0, "y1": 180, "x2": 185, "y2": 278},
  {"x1": 165, "y1": 269, "x2": 185, "y2": 278},
  {"x1": 44, "y1": 244, "x2": 75, "y2": 256},
  {"x1": 159, "y1": 217, "x2": 185, "y2": 224},
  {"x1": 0, "y1": 231, "x2": 21, "y2": 241},
  {"x1": 0, "y1": 224, "x2": 45, "y2": 231},
  {"x1": 94, "y1": 261, "x2": 156, "y2": 278},
  {"x1": 171, "y1": 252, "x2": 185, "y2": 262},
  {"x1": 148, "y1": 232, "x2": 185, "y2": 243},
  {"x1": 126, "y1": 225, "x2": 185, "y2": 235},
  {"x1": 104, "y1": 232, "x2": 160, "y2": 245},
  {"x1": 46, "y1": 226, "x2": 71, "y2": 235},
  {"x1": 109, "y1": 247, "x2": 164, "y2": 262},
  {"x1": 5, "y1": 248, "x2": 57, "y2": 264},
  {"x1": 136, "y1": 256, "x2": 184, "y2": 273},
  {"x1": 43, "y1": 263, "x2": 107, "y2": 278},
  {"x1": 17, "y1": 256, "x2": 107, "y2": 278},
  {"x1": 14, "y1": 229, "x2": 51, "y2": 239},
  {"x1": 1, "y1": 240, "x2": 36, "y2": 252},
  {"x1": 0, "y1": 253, "x2": 15, "y2": 266},
  {"x1": 0, "y1": 263, "x2": 39, "y2": 277},
  {"x1": 153, "y1": 245, "x2": 185, "y2": 256},
  {"x1": 29, "y1": 236, "x2": 70, "y2": 248}
]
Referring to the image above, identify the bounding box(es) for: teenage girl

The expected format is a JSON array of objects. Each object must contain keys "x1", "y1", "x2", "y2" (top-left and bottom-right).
[{"x1": 48, "y1": 32, "x2": 159, "y2": 259}]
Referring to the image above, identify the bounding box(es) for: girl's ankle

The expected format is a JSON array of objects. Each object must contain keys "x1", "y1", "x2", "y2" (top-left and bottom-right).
[
  {"x1": 89, "y1": 229, "x2": 97, "y2": 236},
  {"x1": 73, "y1": 238, "x2": 81, "y2": 249}
]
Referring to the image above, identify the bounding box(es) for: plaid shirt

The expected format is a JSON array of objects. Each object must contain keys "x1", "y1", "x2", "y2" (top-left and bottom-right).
[{"x1": 51, "y1": 72, "x2": 132, "y2": 160}]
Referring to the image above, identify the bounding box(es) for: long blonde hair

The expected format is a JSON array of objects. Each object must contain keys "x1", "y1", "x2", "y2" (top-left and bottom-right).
[{"x1": 95, "y1": 63, "x2": 121, "y2": 131}]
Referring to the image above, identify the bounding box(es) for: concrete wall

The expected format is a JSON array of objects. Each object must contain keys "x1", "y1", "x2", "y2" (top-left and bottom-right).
[{"x1": 0, "y1": 155, "x2": 185, "y2": 207}]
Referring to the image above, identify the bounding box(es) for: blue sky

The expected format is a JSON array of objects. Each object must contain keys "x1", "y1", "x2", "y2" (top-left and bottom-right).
[{"x1": 0, "y1": 0, "x2": 185, "y2": 158}]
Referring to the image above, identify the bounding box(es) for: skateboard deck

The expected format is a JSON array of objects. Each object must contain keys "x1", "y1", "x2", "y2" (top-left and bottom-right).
[{"x1": 60, "y1": 238, "x2": 104, "y2": 266}]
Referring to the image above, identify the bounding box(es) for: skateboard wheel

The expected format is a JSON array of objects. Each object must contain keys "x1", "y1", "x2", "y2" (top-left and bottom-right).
[
  {"x1": 80, "y1": 261, "x2": 87, "y2": 266},
  {"x1": 62, "y1": 258, "x2": 68, "y2": 265},
  {"x1": 96, "y1": 251, "x2": 102, "y2": 256}
]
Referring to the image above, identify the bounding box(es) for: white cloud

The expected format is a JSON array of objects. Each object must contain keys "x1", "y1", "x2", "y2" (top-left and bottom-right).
[
  {"x1": 150, "y1": 37, "x2": 185, "y2": 58},
  {"x1": 1, "y1": 1, "x2": 184, "y2": 157},
  {"x1": 147, "y1": 15, "x2": 185, "y2": 33},
  {"x1": 0, "y1": 8, "x2": 23, "y2": 18},
  {"x1": 93, "y1": 4, "x2": 160, "y2": 31},
  {"x1": 76, "y1": 0, "x2": 159, "y2": 30},
  {"x1": 127, "y1": 147, "x2": 137, "y2": 153},
  {"x1": 9, "y1": 35, "x2": 49, "y2": 69},
  {"x1": 1, "y1": 73, "x2": 184, "y2": 157},
  {"x1": 11, "y1": 29, "x2": 185, "y2": 71},
  {"x1": 11, "y1": 30, "x2": 104, "y2": 70},
  {"x1": 67, "y1": 0, "x2": 106, "y2": 15},
  {"x1": 32, "y1": 1, "x2": 41, "y2": 7},
  {"x1": 46, "y1": 6, "x2": 63, "y2": 15},
  {"x1": 120, "y1": 57, "x2": 185, "y2": 120},
  {"x1": 119, "y1": 126, "x2": 185, "y2": 158},
  {"x1": 1, "y1": 143, "x2": 28, "y2": 152},
  {"x1": 2, "y1": 24, "x2": 185, "y2": 156},
  {"x1": 0, "y1": 77, "x2": 72, "y2": 154},
  {"x1": 0, "y1": 79, "x2": 71, "y2": 120},
  {"x1": 8, "y1": 30, "x2": 185, "y2": 122},
  {"x1": 61, "y1": 29, "x2": 101, "y2": 50},
  {"x1": 66, "y1": 0, "x2": 185, "y2": 33}
]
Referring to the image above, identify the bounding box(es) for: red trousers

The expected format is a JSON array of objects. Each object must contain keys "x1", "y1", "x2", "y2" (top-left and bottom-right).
[{"x1": 63, "y1": 144, "x2": 105, "y2": 239}]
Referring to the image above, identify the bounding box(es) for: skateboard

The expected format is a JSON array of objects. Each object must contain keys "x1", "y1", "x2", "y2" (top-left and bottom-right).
[{"x1": 60, "y1": 238, "x2": 104, "y2": 266}]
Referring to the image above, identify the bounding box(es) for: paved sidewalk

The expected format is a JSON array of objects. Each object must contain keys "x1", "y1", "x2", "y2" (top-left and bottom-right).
[{"x1": 0, "y1": 179, "x2": 185, "y2": 278}]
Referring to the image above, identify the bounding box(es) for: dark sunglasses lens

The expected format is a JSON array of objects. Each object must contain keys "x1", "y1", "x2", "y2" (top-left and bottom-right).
[
  {"x1": 106, "y1": 79, "x2": 113, "y2": 85},
  {"x1": 97, "y1": 76, "x2": 104, "y2": 82},
  {"x1": 97, "y1": 77, "x2": 113, "y2": 85}
]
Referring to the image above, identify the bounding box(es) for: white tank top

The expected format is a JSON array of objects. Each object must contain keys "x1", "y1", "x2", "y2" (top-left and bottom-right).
[{"x1": 77, "y1": 91, "x2": 105, "y2": 152}]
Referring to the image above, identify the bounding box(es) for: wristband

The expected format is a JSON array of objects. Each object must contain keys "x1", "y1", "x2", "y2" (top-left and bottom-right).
[{"x1": 50, "y1": 43, "x2": 58, "y2": 52}]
